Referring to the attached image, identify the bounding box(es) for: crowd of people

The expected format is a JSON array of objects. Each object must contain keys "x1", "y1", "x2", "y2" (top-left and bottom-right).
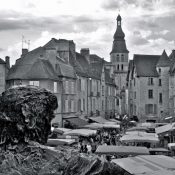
[{"x1": 77, "y1": 129, "x2": 122, "y2": 154}]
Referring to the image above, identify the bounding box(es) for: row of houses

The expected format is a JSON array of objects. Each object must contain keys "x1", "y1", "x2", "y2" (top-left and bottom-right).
[{"x1": 0, "y1": 38, "x2": 119, "y2": 127}]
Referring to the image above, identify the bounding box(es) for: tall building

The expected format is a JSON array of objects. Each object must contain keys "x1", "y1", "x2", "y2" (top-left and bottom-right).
[
  {"x1": 127, "y1": 50, "x2": 171, "y2": 122},
  {"x1": 110, "y1": 14, "x2": 129, "y2": 114}
]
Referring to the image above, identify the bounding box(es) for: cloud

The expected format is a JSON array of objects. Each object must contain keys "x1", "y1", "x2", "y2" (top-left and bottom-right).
[
  {"x1": 0, "y1": 10, "x2": 111, "y2": 34},
  {"x1": 101, "y1": 0, "x2": 136, "y2": 10},
  {"x1": 0, "y1": 48, "x2": 4, "y2": 52}
]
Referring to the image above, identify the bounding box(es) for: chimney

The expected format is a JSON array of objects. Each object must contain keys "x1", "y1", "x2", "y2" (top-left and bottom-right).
[
  {"x1": 21, "y1": 48, "x2": 28, "y2": 57},
  {"x1": 80, "y1": 48, "x2": 90, "y2": 63},
  {"x1": 5, "y1": 56, "x2": 10, "y2": 69}
]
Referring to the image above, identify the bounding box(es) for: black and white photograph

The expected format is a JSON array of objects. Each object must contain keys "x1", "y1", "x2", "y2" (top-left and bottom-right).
[{"x1": 0, "y1": 0, "x2": 175, "y2": 174}]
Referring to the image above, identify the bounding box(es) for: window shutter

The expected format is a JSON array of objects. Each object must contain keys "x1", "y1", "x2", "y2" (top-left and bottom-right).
[
  {"x1": 71, "y1": 100, "x2": 74, "y2": 112},
  {"x1": 154, "y1": 104, "x2": 157, "y2": 114},
  {"x1": 145, "y1": 104, "x2": 148, "y2": 115},
  {"x1": 65, "y1": 100, "x2": 69, "y2": 112}
]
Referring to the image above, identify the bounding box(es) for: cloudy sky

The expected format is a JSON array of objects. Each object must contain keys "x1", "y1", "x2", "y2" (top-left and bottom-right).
[{"x1": 0, "y1": 0, "x2": 175, "y2": 65}]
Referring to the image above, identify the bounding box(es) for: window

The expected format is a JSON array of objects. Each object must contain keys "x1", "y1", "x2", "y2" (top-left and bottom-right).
[
  {"x1": 81, "y1": 79, "x2": 85, "y2": 91},
  {"x1": 121, "y1": 64, "x2": 123, "y2": 70},
  {"x1": 159, "y1": 79, "x2": 162, "y2": 86},
  {"x1": 83, "y1": 99, "x2": 85, "y2": 111},
  {"x1": 29, "y1": 81, "x2": 39, "y2": 87},
  {"x1": 118, "y1": 21, "x2": 121, "y2": 26},
  {"x1": 117, "y1": 99, "x2": 119, "y2": 106},
  {"x1": 65, "y1": 81, "x2": 69, "y2": 93},
  {"x1": 133, "y1": 78, "x2": 135, "y2": 86},
  {"x1": 102, "y1": 100, "x2": 104, "y2": 110},
  {"x1": 93, "y1": 99, "x2": 95, "y2": 111},
  {"x1": 148, "y1": 78, "x2": 153, "y2": 85},
  {"x1": 159, "y1": 68, "x2": 161, "y2": 73},
  {"x1": 78, "y1": 99, "x2": 81, "y2": 112},
  {"x1": 117, "y1": 64, "x2": 119, "y2": 70},
  {"x1": 145, "y1": 104, "x2": 157, "y2": 114},
  {"x1": 134, "y1": 91, "x2": 136, "y2": 99},
  {"x1": 159, "y1": 93, "x2": 162, "y2": 103},
  {"x1": 148, "y1": 90, "x2": 153, "y2": 99},
  {"x1": 65, "y1": 100, "x2": 69, "y2": 112},
  {"x1": 78, "y1": 79, "x2": 81, "y2": 91},
  {"x1": 121, "y1": 54, "x2": 124, "y2": 62},
  {"x1": 71, "y1": 100, "x2": 74, "y2": 112},
  {"x1": 54, "y1": 82, "x2": 57, "y2": 93},
  {"x1": 102, "y1": 86, "x2": 104, "y2": 96},
  {"x1": 116, "y1": 54, "x2": 119, "y2": 62},
  {"x1": 70, "y1": 81, "x2": 75, "y2": 94}
]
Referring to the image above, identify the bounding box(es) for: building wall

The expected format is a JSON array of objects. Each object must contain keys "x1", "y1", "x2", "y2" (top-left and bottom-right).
[
  {"x1": 0, "y1": 64, "x2": 6, "y2": 94},
  {"x1": 157, "y1": 67, "x2": 170, "y2": 119},
  {"x1": 110, "y1": 52, "x2": 129, "y2": 115}
]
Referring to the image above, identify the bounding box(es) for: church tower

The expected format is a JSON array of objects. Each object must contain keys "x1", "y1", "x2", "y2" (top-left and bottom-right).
[{"x1": 110, "y1": 14, "x2": 129, "y2": 114}]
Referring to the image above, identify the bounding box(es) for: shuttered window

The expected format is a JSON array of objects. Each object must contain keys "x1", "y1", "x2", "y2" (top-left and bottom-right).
[{"x1": 65, "y1": 100, "x2": 69, "y2": 112}]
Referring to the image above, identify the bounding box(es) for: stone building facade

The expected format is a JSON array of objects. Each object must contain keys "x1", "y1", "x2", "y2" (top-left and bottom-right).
[
  {"x1": 127, "y1": 51, "x2": 171, "y2": 122},
  {"x1": 6, "y1": 38, "x2": 117, "y2": 126}
]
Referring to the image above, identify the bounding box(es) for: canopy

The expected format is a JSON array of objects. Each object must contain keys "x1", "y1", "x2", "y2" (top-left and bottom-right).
[
  {"x1": 127, "y1": 126, "x2": 149, "y2": 132},
  {"x1": 168, "y1": 143, "x2": 175, "y2": 150},
  {"x1": 64, "y1": 129, "x2": 97, "y2": 137},
  {"x1": 46, "y1": 138, "x2": 76, "y2": 146},
  {"x1": 53, "y1": 128, "x2": 72, "y2": 134},
  {"x1": 89, "y1": 116, "x2": 109, "y2": 124},
  {"x1": 95, "y1": 145, "x2": 149, "y2": 156},
  {"x1": 112, "y1": 155, "x2": 175, "y2": 175},
  {"x1": 120, "y1": 132, "x2": 159, "y2": 143},
  {"x1": 65, "y1": 117, "x2": 88, "y2": 128},
  {"x1": 149, "y1": 147, "x2": 170, "y2": 153},
  {"x1": 155, "y1": 122, "x2": 175, "y2": 135},
  {"x1": 83, "y1": 123, "x2": 120, "y2": 129}
]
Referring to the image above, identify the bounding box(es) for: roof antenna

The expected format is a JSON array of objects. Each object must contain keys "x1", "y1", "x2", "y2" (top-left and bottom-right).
[{"x1": 21, "y1": 35, "x2": 30, "y2": 51}]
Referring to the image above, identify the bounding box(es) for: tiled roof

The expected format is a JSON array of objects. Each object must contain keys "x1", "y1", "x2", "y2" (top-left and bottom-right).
[
  {"x1": 105, "y1": 68, "x2": 115, "y2": 86},
  {"x1": 89, "y1": 62, "x2": 103, "y2": 80},
  {"x1": 25, "y1": 59, "x2": 58, "y2": 80},
  {"x1": 133, "y1": 54, "x2": 160, "y2": 77},
  {"x1": 111, "y1": 40, "x2": 129, "y2": 54},
  {"x1": 7, "y1": 45, "x2": 76, "y2": 80},
  {"x1": 169, "y1": 50, "x2": 175, "y2": 74},
  {"x1": 90, "y1": 54, "x2": 107, "y2": 63},
  {"x1": 56, "y1": 62, "x2": 76, "y2": 79},
  {"x1": 0, "y1": 58, "x2": 6, "y2": 64},
  {"x1": 72, "y1": 52, "x2": 88, "y2": 77},
  {"x1": 156, "y1": 50, "x2": 171, "y2": 67}
]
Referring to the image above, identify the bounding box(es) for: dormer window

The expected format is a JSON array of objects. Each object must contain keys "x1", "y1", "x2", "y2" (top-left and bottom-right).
[{"x1": 159, "y1": 68, "x2": 161, "y2": 73}]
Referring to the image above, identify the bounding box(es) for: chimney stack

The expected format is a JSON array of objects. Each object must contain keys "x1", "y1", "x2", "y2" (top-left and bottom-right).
[
  {"x1": 5, "y1": 56, "x2": 10, "y2": 69},
  {"x1": 80, "y1": 48, "x2": 90, "y2": 63},
  {"x1": 22, "y1": 48, "x2": 28, "y2": 57}
]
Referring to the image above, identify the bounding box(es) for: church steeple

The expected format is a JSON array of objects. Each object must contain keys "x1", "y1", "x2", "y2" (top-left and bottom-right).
[
  {"x1": 111, "y1": 14, "x2": 128, "y2": 54},
  {"x1": 117, "y1": 14, "x2": 121, "y2": 27}
]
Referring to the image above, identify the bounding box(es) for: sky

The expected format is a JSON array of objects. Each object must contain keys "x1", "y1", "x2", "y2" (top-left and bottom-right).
[{"x1": 0, "y1": 0, "x2": 175, "y2": 65}]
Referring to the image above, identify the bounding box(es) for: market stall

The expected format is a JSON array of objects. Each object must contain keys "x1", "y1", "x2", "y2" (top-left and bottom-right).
[
  {"x1": 95, "y1": 145, "x2": 149, "y2": 157},
  {"x1": 64, "y1": 129, "x2": 97, "y2": 137},
  {"x1": 112, "y1": 155, "x2": 175, "y2": 175}
]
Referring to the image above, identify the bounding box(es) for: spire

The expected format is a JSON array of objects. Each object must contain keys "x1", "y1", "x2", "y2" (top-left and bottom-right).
[
  {"x1": 110, "y1": 14, "x2": 129, "y2": 54},
  {"x1": 157, "y1": 50, "x2": 171, "y2": 67}
]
